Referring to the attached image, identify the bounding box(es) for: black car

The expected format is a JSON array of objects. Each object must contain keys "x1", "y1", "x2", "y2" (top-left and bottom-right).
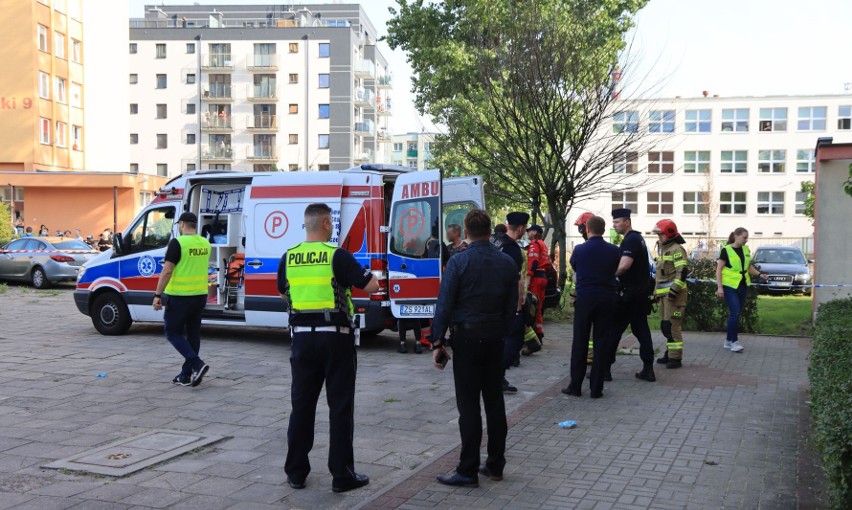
[{"x1": 752, "y1": 246, "x2": 812, "y2": 295}]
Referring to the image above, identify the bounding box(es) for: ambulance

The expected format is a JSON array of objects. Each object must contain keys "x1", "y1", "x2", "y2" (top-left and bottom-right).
[{"x1": 73, "y1": 165, "x2": 484, "y2": 336}]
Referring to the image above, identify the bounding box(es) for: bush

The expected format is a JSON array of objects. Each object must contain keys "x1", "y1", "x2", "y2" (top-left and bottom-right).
[
  {"x1": 683, "y1": 258, "x2": 758, "y2": 332},
  {"x1": 808, "y1": 297, "x2": 852, "y2": 509},
  {"x1": 0, "y1": 202, "x2": 15, "y2": 246}
]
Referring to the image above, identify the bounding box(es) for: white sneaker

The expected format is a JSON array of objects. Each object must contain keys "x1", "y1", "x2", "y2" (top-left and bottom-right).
[
  {"x1": 723, "y1": 340, "x2": 733, "y2": 350},
  {"x1": 730, "y1": 341, "x2": 744, "y2": 353}
]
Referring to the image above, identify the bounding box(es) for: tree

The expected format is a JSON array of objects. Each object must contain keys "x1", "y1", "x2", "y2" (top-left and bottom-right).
[
  {"x1": 800, "y1": 180, "x2": 815, "y2": 225},
  {"x1": 387, "y1": 0, "x2": 652, "y2": 288},
  {"x1": 0, "y1": 202, "x2": 15, "y2": 245}
]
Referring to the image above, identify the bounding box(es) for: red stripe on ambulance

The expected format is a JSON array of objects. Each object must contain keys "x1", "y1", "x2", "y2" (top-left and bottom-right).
[
  {"x1": 251, "y1": 184, "x2": 342, "y2": 199},
  {"x1": 392, "y1": 277, "x2": 440, "y2": 299}
]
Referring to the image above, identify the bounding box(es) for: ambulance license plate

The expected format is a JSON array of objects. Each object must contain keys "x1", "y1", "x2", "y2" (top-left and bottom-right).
[{"x1": 400, "y1": 304, "x2": 434, "y2": 316}]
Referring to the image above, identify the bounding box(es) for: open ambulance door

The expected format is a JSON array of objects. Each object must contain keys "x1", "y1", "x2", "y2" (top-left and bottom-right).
[{"x1": 387, "y1": 171, "x2": 485, "y2": 319}]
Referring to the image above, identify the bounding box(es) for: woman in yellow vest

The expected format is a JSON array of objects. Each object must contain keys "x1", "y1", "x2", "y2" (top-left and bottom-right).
[{"x1": 715, "y1": 228, "x2": 767, "y2": 353}]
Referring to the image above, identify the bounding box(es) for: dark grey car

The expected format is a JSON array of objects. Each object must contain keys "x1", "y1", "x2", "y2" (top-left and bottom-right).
[
  {"x1": 0, "y1": 237, "x2": 99, "y2": 289},
  {"x1": 752, "y1": 246, "x2": 812, "y2": 295}
]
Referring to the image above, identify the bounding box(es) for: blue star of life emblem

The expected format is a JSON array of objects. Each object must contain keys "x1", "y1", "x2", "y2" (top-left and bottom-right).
[{"x1": 138, "y1": 255, "x2": 157, "y2": 277}]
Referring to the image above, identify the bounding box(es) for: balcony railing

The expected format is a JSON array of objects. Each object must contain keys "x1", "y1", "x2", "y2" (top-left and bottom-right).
[
  {"x1": 377, "y1": 99, "x2": 392, "y2": 116},
  {"x1": 247, "y1": 84, "x2": 278, "y2": 101},
  {"x1": 354, "y1": 120, "x2": 375, "y2": 137},
  {"x1": 202, "y1": 84, "x2": 233, "y2": 100},
  {"x1": 354, "y1": 88, "x2": 376, "y2": 107},
  {"x1": 246, "y1": 53, "x2": 278, "y2": 70},
  {"x1": 202, "y1": 54, "x2": 233, "y2": 70},
  {"x1": 406, "y1": 149, "x2": 418, "y2": 158},
  {"x1": 354, "y1": 148, "x2": 374, "y2": 162},
  {"x1": 247, "y1": 115, "x2": 278, "y2": 130},
  {"x1": 202, "y1": 116, "x2": 233, "y2": 130},
  {"x1": 202, "y1": 145, "x2": 234, "y2": 161},
  {"x1": 354, "y1": 59, "x2": 376, "y2": 79},
  {"x1": 246, "y1": 146, "x2": 278, "y2": 160},
  {"x1": 376, "y1": 74, "x2": 393, "y2": 88}
]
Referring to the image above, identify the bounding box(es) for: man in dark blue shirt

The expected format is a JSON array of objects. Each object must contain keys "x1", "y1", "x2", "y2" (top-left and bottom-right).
[
  {"x1": 562, "y1": 215, "x2": 620, "y2": 398},
  {"x1": 431, "y1": 209, "x2": 519, "y2": 487}
]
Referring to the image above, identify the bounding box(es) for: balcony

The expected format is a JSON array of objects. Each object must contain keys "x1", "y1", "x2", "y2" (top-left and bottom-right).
[
  {"x1": 354, "y1": 88, "x2": 376, "y2": 108},
  {"x1": 376, "y1": 74, "x2": 393, "y2": 88},
  {"x1": 376, "y1": 130, "x2": 391, "y2": 143},
  {"x1": 354, "y1": 59, "x2": 376, "y2": 79},
  {"x1": 246, "y1": 146, "x2": 278, "y2": 161},
  {"x1": 377, "y1": 99, "x2": 392, "y2": 116},
  {"x1": 202, "y1": 54, "x2": 233, "y2": 71},
  {"x1": 246, "y1": 53, "x2": 278, "y2": 71},
  {"x1": 406, "y1": 149, "x2": 418, "y2": 158},
  {"x1": 202, "y1": 145, "x2": 234, "y2": 162},
  {"x1": 247, "y1": 84, "x2": 278, "y2": 101},
  {"x1": 354, "y1": 119, "x2": 375, "y2": 137},
  {"x1": 201, "y1": 116, "x2": 233, "y2": 131},
  {"x1": 202, "y1": 84, "x2": 233, "y2": 101},
  {"x1": 354, "y1": 148, "x2": 374, "y2": 163},
  {"x1": 246, "y1": 115, "x2": 278, "y2": 130}
]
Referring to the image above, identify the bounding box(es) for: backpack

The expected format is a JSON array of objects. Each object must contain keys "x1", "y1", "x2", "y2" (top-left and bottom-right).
[{"x1": 542, "y1": 265, "x2": 561, "y2": 310}]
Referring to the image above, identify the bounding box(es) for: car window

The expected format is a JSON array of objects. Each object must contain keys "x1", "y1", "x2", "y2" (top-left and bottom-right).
[
  {"x1": 754, "y1": 248, "x2": 806, "y2": 264},
  {"x1": 24, "y1": 240, "x2": 45, "y2": 250},
  {"x1": 53, "y1": 240, "x2": 93, "y2": 251},
  {"x1": 126, "y1": 206, "x2": 175, "y2": 253},
  {"x1": 4, "y1": 239, "x2": 28, "y2": 250}
]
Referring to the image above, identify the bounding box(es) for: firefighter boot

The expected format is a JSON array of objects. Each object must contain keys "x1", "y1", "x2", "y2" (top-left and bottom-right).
[
  {"x1": 635, "y1": 363, "x2": 656, "y2": 382},
  {"x1": 657, "y1": 320, "x2": 672, "y2": 364},
  {"x1": 666, "y1": 359, "x2": 682, "y2": 369}
]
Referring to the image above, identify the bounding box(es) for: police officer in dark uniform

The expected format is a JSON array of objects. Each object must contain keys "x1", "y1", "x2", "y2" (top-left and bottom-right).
[
  {"x1": 608, "y1": 208, "x2": 657, "y2": 382},
  {"x1": 491, "y1": 212, "x2": 527, "y2": 393},
  {"x1": 562, "y1": 216, "x2": 620, "y2": 398},
  {"x1": 431, "y1": 209, "x2": 519, "y2": 487},
  {"x1": 277, "y1": 203, "x2": 379, "y2": 493}
]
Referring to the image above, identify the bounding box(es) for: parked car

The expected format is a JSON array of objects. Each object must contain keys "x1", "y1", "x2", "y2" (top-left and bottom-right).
[
  {"x1": 752, "y1": 246, "x2": 813, "y2": 295},
  {"x1": 0, "y1": 237, "x2": 99, "y2": 289}
]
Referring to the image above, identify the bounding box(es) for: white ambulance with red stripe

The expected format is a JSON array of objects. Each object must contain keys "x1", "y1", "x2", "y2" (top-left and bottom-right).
[{"x1": 74, "y1": 165, "x2": 484, "y2": 336}]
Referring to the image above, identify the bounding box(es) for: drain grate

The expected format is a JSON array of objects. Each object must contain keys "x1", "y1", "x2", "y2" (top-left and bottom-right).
[{"x1": 44, "y1": 430, "x2": 226, "y2": 477}]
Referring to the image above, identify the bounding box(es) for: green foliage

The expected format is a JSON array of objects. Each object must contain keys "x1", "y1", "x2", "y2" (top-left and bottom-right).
[
  {"x1": 808, "y1": 297, "x2": 852, "y2": 509},
  {"x1": 0, "y1": 202, "x2": 15, "y2": 246},
  {"x1": 846, "y1": 163, "x2": 852, "y2": 197},
  {"x1": 683, "y1": 258, "x2": 758, "y2": 333},
  {"x1": 800, "y1": 181, "x2": 815, "y2": 224}
]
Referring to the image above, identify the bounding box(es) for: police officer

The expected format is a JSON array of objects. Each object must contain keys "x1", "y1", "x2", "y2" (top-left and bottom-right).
[
  {"x1": 525, "y1": 224, "x2": 551, "y2": 338},
  {"x1": 152, "y1": 212, "x2": 212, "y2": 387},
  {"x1": 652, "y1": 219, "x2": 688, "y2": 369},
  {"x1": 277, "y1": 203, "x2": 379, "y2": 492},
  {"x1": 561, "y1": 216, "x2": 620, "y2": 398},
  {"x1": 431, "y1": 209, "x2": 518, "y2": 487},
  {"x1": 491, "y1": 212, "x2": 528, "y2": 393},
  {"x1": 608, "y1": 208, "x2": 656, "y2": 382}
]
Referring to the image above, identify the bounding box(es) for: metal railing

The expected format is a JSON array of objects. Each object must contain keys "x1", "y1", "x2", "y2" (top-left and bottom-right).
[
  {"x1": 246, "y1": 53, "x2": 278, "y2": 69},
  {"x1": 202, "y1": 116, "x2": 232, "y2": 129},
  {"x1": 354, "y1": 88, "x2": 376, "y2": 107},
  {"x1": 354, "y1": 59, "x2": 376, "y2": 79},
  {"x1": 354, "y1": 120, "x2": 375, "y2": 136},
  {"x1": 203, "y1": 54, "x2": 233, "y2": 69},
  {"x1": 203, "y1": 84, "x2": 232, "y2": 100},
  {"x1": 246, "y1": 146, "x2": 278, "y2": 160},
  {"x1": 202, "y1": 145, "x2": 234, "y2": 161},
  {"x1": 247, "y1": 84, "x2": 277, "y2": 100},
  {"x1": 246, "y1": 115, "x2": 277, "y2": 129},
  {"x1": 377, "y1": 74, "x2": 393, "y2": 87}
]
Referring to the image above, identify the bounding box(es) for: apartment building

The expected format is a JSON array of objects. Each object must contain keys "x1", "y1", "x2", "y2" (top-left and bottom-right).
[
  {"x1": 128, "y1": 3, "x2": 393, "y2": 176},
  {"x1": 387, "y1": 132, "x2": 435, "y2": 170},
  {"x1": 569, "y1": 94, "x2": 852, "y2": 247}
]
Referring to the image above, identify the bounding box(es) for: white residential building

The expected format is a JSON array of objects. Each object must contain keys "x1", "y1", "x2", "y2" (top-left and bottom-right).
[
  {"x1": 128, "y1": 3, "x2": 393, "y2": 177},
  {"x1": 387, "y1": 132, "x2": 435, "y2": 170}
]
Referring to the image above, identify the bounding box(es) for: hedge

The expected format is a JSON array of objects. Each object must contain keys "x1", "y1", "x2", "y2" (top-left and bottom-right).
[
  {"x1": 683, "y1": 258, "x2": 758, "y2": 333},
  {"x1": 808, "y1": 297, "x2": 852, "y2": 509}
]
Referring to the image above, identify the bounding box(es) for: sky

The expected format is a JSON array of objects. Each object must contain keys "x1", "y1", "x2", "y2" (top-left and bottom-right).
[{"x1": 129, "y1": 0, "x2": 852, "y2": 135}]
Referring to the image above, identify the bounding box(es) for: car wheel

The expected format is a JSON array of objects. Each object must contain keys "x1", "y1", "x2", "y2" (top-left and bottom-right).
[
  {"x1": 91, "y1": 292, "x2": 132, "y2": 335},
  {"x1": 31, "y1": 266, "x2": 50, "y2": 289}
]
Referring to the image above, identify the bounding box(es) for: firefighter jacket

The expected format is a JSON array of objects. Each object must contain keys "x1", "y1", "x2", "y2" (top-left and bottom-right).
[
  {"x1": 655, "y1": 241, "x2": 688, "y2": 300},
  {"x1": 526, "y1": 238, "x2": 552, "y2": 278}
]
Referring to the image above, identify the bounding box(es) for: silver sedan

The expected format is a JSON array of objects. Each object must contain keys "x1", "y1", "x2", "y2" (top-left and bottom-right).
[{"x1": 0, "y1": 237, "x2": 99, "y2": 288}]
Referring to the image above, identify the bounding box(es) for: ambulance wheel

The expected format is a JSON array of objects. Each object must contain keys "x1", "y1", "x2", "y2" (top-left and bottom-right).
[
  {"x1": 30, "y1": 266, "x2": 50, "y2": 289},
  {"x1": 92, "y1": 293, "x2": 132, "y2": 335}
]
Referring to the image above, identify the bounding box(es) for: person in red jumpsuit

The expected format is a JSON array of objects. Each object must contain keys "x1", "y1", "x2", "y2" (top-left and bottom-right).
[{"x1": 525, "y1": 225, "x2": 551, "y2": 338}]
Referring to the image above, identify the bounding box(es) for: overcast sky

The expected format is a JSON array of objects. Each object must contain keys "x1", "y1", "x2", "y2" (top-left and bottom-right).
[{"x1": 129, "y1": 0, "x2": 852, "y2": 135}]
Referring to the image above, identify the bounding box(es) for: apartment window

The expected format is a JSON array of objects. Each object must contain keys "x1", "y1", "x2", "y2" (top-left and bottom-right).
[
  {"x1": 54, "y1": 77, "x2": 66, "y2": 103},
  {"x1": 613, "y1": 110, "x2": 638, "y2": 133},
  {"x1": 289, "y1": 104, "x2": 298, "y2": 114},
  {"x1": 721, "y1": 108, "x2": 748, "y2": 132},
  {"x1": 318, "y1": 43, "x2": 330, "y2": 58},
  {"x1": 156, "y1": 104, "x2": 167, "y2": 119},
  {"x1": 795, "y1": 191, "x2": 810, "y2": 215},
  {"x1": 156, "y1": 164, "x2": 168, "y2": 177},
  {"x1": 186, "y1": 73, "x2": 196, "y2": 84},
  {"x1": 648, "y1": 110, "x2": 675, "y2": 133},
  {"x1": 758, "y1": 150, "x2": 786, "y2": 173},
  {"x1": 156, "y1": 134, "x2": 167, "y2": 149},
  {"x1": 289, "y1": 134, "x2": 298, "y2": 144},
  {"x1": 209, "y1": 164, "x2": 231, "y2": 170},
  {"x1": 38, "y1": 72, "x2": 50, "y2": 99},
  {"x1": 130, "y1": 74, "x2": 138, "y2": 84},
  {"x1": 130, "y1": 103, "x2": 138, "y2": 114},
  {"x1": 139, "y1": 191, "x2": 153, "y2": 209},
  {"x1": 797, "y1": 106, "x2": 826, "y2": 131},
  {"x1": 796, "y1": 149, "x2": 815, "y2": 173},
  {"x1": 838, "y1": 106, "x2": 851, "y2": 130},
  {"x1": 186, "y1": 133, "x2": 196, "y2": 144},
  {"x1": 288, "y1": 73, "x2": 298, "y2": 84},
  {"x1": 759, "y1": 107, "x2": 787, "y2": 131},
  {"x1": 757, "y1": 191, "x2": 784, "y2": 215},
  {"x1": 612, "y1": 152, "x2": 638, "y2": 173},
  {"x1": 647, "y1": 151, "x2": 673, "y2": 173},
  {"x1": 186, "y1": 103, "x2": 196, "y2": 114},
  {"x1": 130, "y1": 163, "x2": 139, "y2": 173},
  {"x1": 393, "y1": 143, "x2": 403, "y2": 151},
  {"x1": 682, "y1": 192, "x2": 708, "y2": 215},
  {"x1": 253, "y1": 43, "x2": 276, "y2": 67},
  {"x1": 70, "y1": 82, "x2": 81, "y2": 108},
  {"x1": 646, "y1": 192, "x2": 673, "y2": 215},
  {"x1": 318, "y1": 134, "x2": 330, "y2": 149},
  {"x1": 685, "y1": 109, "x2": 711, "y2": 133},
  {"x1": 187, "y1": 43, "x2": 195, "y2": 54},
  {"x1": 318, "y1": 104, "x2": 330, "y2": 119},
  {"x1": 38, "y1": 25, "x2": 49, "y2": 52},
  {"x1": 40, "y1": 118, "x2": 51, "y2": 144},
  {"x1": 71, "y1": 39, "x2": 81, "y2": 62},
  {"x1": 156, "y1": 74, "x2": 167, "y2": 89},
  {"x1": 289, "y1": 42, "x2": 299, "y2": 53},
  {"x1": 407, "y1": 159, "x2": 418, "y2": 170},
  {"x1": 683, "y1": 150, "x2": 710, "y2": 173},
  {"x1": 55, "y1": 33, "x2": 65, "y2": 59},
  {"x1": 318, "y1": 164, "x2": 330, "y2": 171},
  {"x1": 72, "y1": 125, "x2": 82, "y2": 149},
  {"x1": 720, "y1": 150, "x2": 747, "y2": 174},
  {"x1": 129, "y1": 43, "x2": 137, "y2": 54},
  {"x1": 55, "y1": 121, "x2": 67, "y2": 147},
  {"x1": 186, "y1": 163, "x2": 196, "y2": 171},
  {"x1": 719, "y1": 191, "x2": 747, "y2": 215},
  {"x1": 318, "y1": 74, "x2": 330, "y2": 88},
  {"x1": 254, "y1": 164, "x2": 273, "y2": 172},
  {"x1": 156, "y1": 43, "x2": 166, "y2": 59},
  {"x1": 130, "y1": 133, "x2": 138, "y2": 144},
  {"x1": 611, "y1": 191, "x2": 638, "y2": 211}
]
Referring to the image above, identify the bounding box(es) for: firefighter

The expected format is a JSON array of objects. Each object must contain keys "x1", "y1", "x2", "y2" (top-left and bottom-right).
[
  {"x1": 652, "y1": 219, "x2": 688, "y2": 369},
  {"x1": 525, "y1": 224, "x2": 551, "y2": 338}
]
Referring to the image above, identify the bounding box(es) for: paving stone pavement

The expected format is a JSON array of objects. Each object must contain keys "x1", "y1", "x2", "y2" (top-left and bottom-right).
[{"x1": 0, "y1": 284, "x2": 822, "y2": 509}]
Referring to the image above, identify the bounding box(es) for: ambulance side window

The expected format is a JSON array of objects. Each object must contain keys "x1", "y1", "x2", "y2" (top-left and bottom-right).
[
  {"x1": 126, "y1": 207, "x2": 175, "y2": 254},
  {"x1": 442, "y1": 202, "x2": 477, "y2": 243},
  {"x1": 390, "y1": 197, "x2": 439, "y2": 259}
]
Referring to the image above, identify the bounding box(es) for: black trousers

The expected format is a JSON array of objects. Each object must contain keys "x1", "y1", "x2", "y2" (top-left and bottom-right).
[
  {"x1": 285, "y1": 330, "x2": 357, "y2": 484},
  {"x1": 502, "y1": 313, "x2": 525, "y2": 371},
  {"x1": 608, "y1": 292, "x2": 654, "y2": 365},
  {"x1": 451, "y1": 331, "x2": 507, "y2": 477},
  {"x1": 569, "y1": 294, "x2": 616, "y2": 395}
]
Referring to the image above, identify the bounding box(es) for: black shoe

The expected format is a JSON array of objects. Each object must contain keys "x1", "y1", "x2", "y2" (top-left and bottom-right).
[
  {"x1": 512, "y1": 359, "x2": 520, "y2": 368},
  {"x1": 172, "y1": 374, "x2": 190, "y2": 387},
  {"x1": 635, "y1": 365, "x2": 656, "y2": 382},
  {"x1": 398, "y1": 343, "x2": 407, "y2": 354},
  {"x1": 656, "y1": 351, "x2": 669, "y2": 365},
  {"x1": 590, "y1": 391, "x2": 603, "y2": 399},
  {"x1": 436, "y1": 471, "x2": 479, "y2": 487},
  {"x1": 502, "y1": 378, "x2": 517, "y2": 393},
  {"x1": 332, "y1": 473, "x2": 370, "y2": 493},
  {"x1": 190, "y1": 364, "x2": 209, "y2": 387},
  {"x1": 478, "y1": 466, "x2": 503, "y2": 481},
  {"x1": 561, "y1": 386, "x2": 581, "y2": 397},
  {"x1": 287, "y1": 478, "x2": 306, "y2": 490},
  {"x1": 666, "y1": 359, "x2": 682, "y2": 369},
  {"x1": 414, "y1": 342, "x2": 422, "y2": 354}
]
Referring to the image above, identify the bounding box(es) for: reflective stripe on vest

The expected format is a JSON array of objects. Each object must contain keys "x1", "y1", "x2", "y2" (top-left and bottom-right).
[
  {"x1": 721, "y1": 244, "x2": 751, "y2": 289},
  {"x1": 285, "y1": 242, "x2": 353, "y2": 317},
  {"x1": 165, "y1": 235, "x2": 211, "y2": 296}
]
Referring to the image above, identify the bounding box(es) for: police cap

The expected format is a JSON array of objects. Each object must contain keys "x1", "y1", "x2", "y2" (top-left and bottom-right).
[
  {"x1": 178, "y1": 212, "x2": 198, "y2": 223},
  {"x1": 611, "y1": 208, "x2": 632, "y2": 220},
  {"x1": 526, "y1": 225, "x2": 543, "y2": 234},
  {"x1": 506, "y1": 212, "x2": 530, "y2": 226}
]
